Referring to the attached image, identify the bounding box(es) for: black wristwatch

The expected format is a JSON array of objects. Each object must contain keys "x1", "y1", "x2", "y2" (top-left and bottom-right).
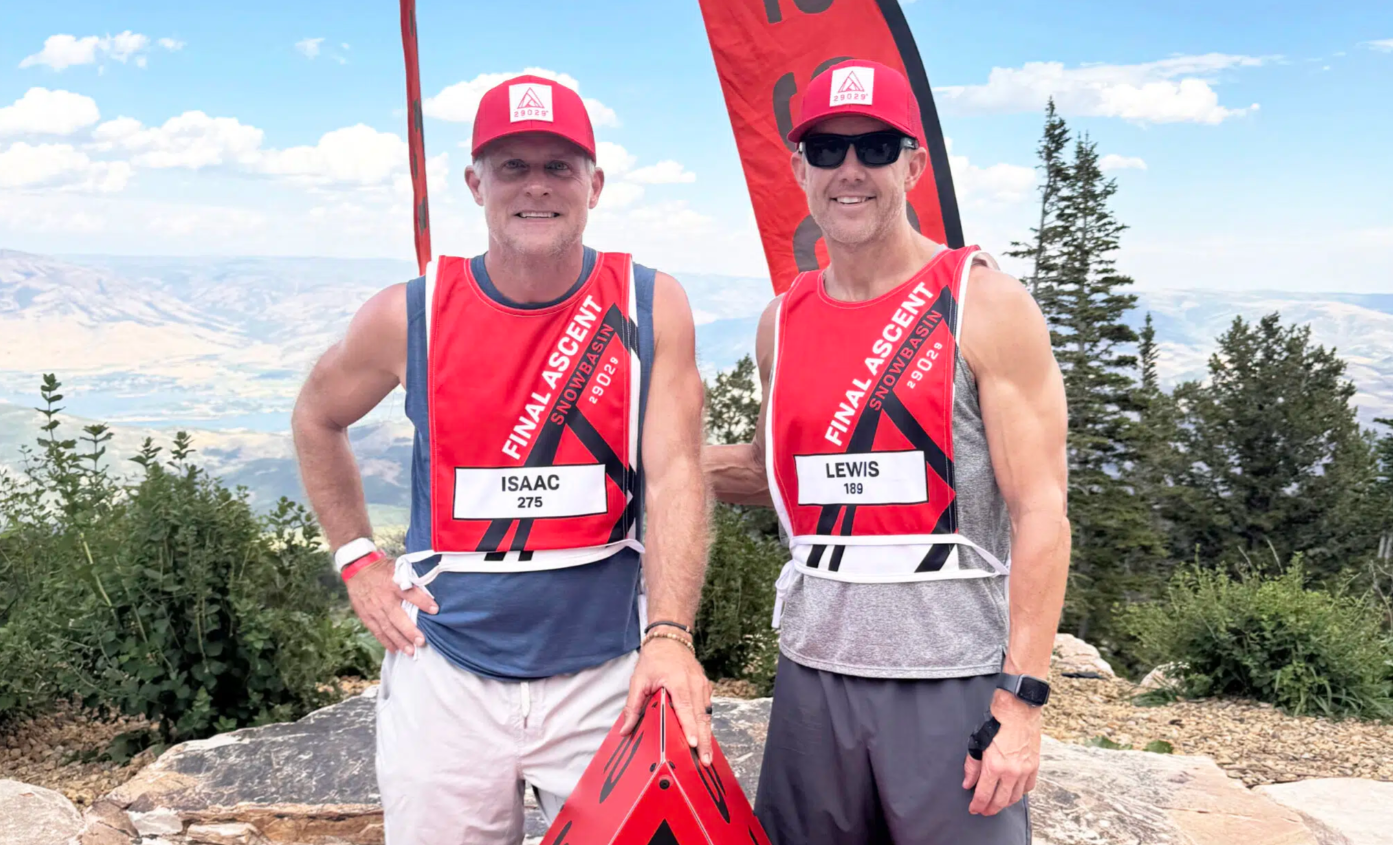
[{"x1": 996, "y1": 673, "x2": 1051, "y2": 707}]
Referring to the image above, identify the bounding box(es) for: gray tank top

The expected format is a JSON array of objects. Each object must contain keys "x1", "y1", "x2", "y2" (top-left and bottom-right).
[{"x1": 776, "y1": 350, "x2": 1011, "y2": 678}]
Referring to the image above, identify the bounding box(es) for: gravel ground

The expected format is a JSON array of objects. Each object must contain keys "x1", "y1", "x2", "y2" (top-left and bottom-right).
[
  {"x1": 2, "y1": 672, "x2": 1388, "y2": 808},
  {"x1": 1042, "y1": 666, "x2": 1393, "y2": 787}
]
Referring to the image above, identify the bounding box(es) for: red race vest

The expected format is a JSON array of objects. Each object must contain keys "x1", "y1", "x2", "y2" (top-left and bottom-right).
[
  {"x1": 425, "y1": 252, "x2": 642, "y2": 566},
  {"x1": 766, "y1": 246, "x2": 1008, "y2": 583}
]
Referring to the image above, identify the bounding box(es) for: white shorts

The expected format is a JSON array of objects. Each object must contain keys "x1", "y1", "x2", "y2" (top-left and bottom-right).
[{"x1": 375, "y1": 644, "x2": 638, "y2": 845}]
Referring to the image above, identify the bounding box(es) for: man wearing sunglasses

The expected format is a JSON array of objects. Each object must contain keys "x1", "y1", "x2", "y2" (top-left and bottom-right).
[{"x1": 705, "y1": 60, "x2": 1069, "y2": 844}]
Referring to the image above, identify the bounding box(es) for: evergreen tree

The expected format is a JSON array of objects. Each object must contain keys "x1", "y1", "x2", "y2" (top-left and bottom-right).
[
  {"x1": 1006, "y1": 99, "x2": 1070, "y2": 299},
  {"x1": 705, "y1": 354, "x2": 761, "y2": 445},
  {"x1": 1370, "y1": 419, "x2": 1393, "y2": 621},
  {"x1": 1047, "y1": 133, "x2": 1165, "y2": 647},
  {"x1": 1130, "y1": 313, "x2": 1182, "y2": 582},
  {"x1": 1167, "y1": 314, "x2": 1377, "y2": 580},
  {"x1": 698, "y1": 356, "x2": 782, "y2": 691}
]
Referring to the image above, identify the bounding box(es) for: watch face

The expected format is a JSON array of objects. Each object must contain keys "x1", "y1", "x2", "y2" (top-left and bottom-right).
[{"x1": 1019, "y1": 677, "x2": 1050, "y2": 706}]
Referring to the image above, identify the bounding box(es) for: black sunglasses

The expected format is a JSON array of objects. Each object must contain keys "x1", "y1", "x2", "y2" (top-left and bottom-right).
[{"x1": 799, "y1": 131, "x2": 918, "y2": 169}]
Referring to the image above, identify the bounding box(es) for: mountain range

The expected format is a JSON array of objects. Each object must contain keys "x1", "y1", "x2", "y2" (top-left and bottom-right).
[{"x1": 3, "y1": 249, "x2": 1391, "y2": 524}]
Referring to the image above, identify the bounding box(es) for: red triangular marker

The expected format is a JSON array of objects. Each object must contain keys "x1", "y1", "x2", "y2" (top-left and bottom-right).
[
  {"x1": 517, "y1": 87, "x2": 547, "y2": 110},
  {"x1": 542, "y1": 690, "x2": 771, "y2": 844},
  {"x1": 837, "y1": 71, "x2": 865, "y2": 93}
]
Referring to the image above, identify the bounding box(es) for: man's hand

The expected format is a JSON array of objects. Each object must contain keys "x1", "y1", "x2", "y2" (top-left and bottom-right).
[
  {"x1": 618, "y1": 638, "x2": 714, "y2": 765},
  {"x1": 962, "y1": 691, "x2": 1042, "y2": 816},
  {"x1": 346, "y1": 558, "x2": 437, "y2": 656}
]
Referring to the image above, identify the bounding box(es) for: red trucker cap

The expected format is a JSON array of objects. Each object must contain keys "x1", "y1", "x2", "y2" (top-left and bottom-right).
[
  {"x1": 787, "y1": 60, "x2": 925, "y2": 146},
  {"x1": 470, "y1": 74, "x2": 596, "y2": 159}
]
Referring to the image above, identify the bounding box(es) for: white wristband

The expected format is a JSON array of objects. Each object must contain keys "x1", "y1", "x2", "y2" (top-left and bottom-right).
[{"x1": 333, "y1": 537, "x2": 378, "y2": 572}]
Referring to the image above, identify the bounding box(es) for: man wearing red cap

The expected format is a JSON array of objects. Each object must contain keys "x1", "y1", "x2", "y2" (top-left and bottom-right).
[
  {"x1": 706, "y1": 60, "x2": 1069, "y2": 844},
  {"x1": 293, "y1": 75, "x2": 712, "y2": 843}
]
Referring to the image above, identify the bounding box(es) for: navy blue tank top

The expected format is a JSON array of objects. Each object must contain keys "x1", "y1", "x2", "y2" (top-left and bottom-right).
[{"x1": 402, "y1": 248, "x2": 656, "y2": 680}]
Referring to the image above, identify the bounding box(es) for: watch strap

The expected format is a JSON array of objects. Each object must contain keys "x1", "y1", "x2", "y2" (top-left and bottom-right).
[{"x1": 996, "y1": 672, "x2": 1050, "y2": 706}]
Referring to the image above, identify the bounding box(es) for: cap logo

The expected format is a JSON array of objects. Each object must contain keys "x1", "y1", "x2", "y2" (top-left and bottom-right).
[
  {"x1": 829, "y1": 67, "x2": 874, "y2": 107},
  {"x1": 509, "y1": 83, "x2": 553, "y2": 123}
]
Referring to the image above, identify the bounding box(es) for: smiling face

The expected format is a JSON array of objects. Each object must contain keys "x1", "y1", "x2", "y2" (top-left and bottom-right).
[
  {"x1": 792, "y1": 114, "x2": 928, "y2": 250},
  {"x1": 465, "y1": 133, "x2": 604, "y2": 260}
]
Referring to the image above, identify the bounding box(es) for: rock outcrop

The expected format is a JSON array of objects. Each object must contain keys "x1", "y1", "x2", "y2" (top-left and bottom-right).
[
  {"x1": 1052, "y1": 632, "x2": 1116, "y2": 678},
  {"x1": 62, "y1": 684, "x2": 1366, "y2": 845},
  {"x1": 1, "y1": 779, "x2": 84, "y2": 845},
  {"x1": 1258, "y1": 778, "x2": 1393, "y2": 845}
]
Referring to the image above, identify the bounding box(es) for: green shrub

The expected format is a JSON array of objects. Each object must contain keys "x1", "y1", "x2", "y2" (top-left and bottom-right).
[
  {"x1": 1123, "y1": 561, "x2": 1393, "y2": 719},
  {"x1": 0, "y1": 376, "x2": 375, "y2": 741},
  {"x1": 695, "y1": 504, "x2": 785, "y2": 695}
]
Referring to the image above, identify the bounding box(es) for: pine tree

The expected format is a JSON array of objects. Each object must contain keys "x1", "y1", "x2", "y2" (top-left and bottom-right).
[
  {"x1": 705, "y1": 354, "x2": 761, "y2": 446},
  {"x1": 1370, "y1": 419, "x2": 1393, "y2": 621},
  {"x1": 1168, "y1": 314, "x2": 1377, "y2": 581},
  {"x1": 1047, "y1": 134, "x2": 1165, "y2": 648},
  {"x1": 1006, "y1": 99, "x2": 1070, "y2": 299}
]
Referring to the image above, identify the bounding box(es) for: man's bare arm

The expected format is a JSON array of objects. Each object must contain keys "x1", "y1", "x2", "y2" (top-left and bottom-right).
[
  {"x1": 960, "y1": 263, "x2": 1070, "y2": 815},
  {"x1": 292, "y1": 283, "x2": 434, "y2": 655},
  {"x1": 964, "y1": 266, "x2": 1070, "y2": 681},
  {"x1": 704, "y1": 295, "x2": 781, "y2": 506},
  {"x1": 619, "y1": 271, "x2": 714, "y2": 762},
  {"x1": 292, "y1": 284, "x2": 407, "y2": 548}
]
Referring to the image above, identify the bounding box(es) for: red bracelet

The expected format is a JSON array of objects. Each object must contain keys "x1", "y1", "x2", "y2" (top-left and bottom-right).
[{"x1": 341, "y1": 549, "x2": 386, "y2": 582}]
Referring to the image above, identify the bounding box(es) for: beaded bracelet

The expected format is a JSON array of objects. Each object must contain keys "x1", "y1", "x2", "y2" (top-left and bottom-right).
[{"x1": 641, "y1": 629, "x2": 695, "y2": 655}]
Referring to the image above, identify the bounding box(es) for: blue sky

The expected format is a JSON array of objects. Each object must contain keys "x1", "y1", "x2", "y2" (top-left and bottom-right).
[{"x1": 1, "y1": 0, "x2": 1390, "y2": 292}]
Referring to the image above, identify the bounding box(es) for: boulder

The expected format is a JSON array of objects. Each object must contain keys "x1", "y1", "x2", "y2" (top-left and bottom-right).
[
  {"x1": 1053, "y1": 632, "x2": 1116, "y2": 678},
  {"x1": 83, "y1": 690, "x2": 768, "y2": 845},
  {"x1": 1258, "y1": 778, "x2": 1393, "y2": 845},
  {"x1": 0, "y1": 779, "x2": 84, "y2": 845},
  {"x1": 88, "y1": 687, "x2": 384, "y2": 844},
  {"x1": 1035, "y1": 737, "x2": 1318, "y2": 845},
  {"x1": 1141, "y1": 662, "x2": 1187, "y2": 690},
  {"x1": 79, "y1": 683, "x2": 1335, "y2": 845}
]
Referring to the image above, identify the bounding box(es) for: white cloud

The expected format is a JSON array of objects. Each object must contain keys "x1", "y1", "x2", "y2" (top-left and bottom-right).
[
  {"x1": 19, "y1": 32, "x2": 154, "y2": 71},
  {"x1": 601, "y1": 182, "x2": 646, "y2": 209},
  {"x1": 107, "y1": 32, "x2": 149, "y2": 63},
  {"x1": 148, "y1": 205, "x2": 266, "y2": 237},
  {"x1": 90, "y1": 108, "x2": 422, "y2": 192},
  {"x1": 945, "y1": 138, "x2": 1036, "y2": 205},
  {"x1": 936, "y1": 53, "x2": 1264, "y2": 124},
  {"x1": 295, "y1": 38, "x2": 325, "y2": 59},
  {"x1": 590, "y1": 142, "x2": 697, "y2": 204},
  {"x1": 595, "y1": 141, "x2": 637, "y2": 176},
  {"x1": 1362, "y1": 39, "x2": 1393, "y2": 52},
  {"x1": 254, "y1": 124, "x2": 407, "y2": 186},
  {"x1": 0, "y1": 88, "x2": 101, "y2": 136},
  {"x1": 424, "y1": 67, "x2": 620, "y2": 128},
  {"x1": 0, "y1": 141, "x2": 131, "y2": 192},
  {"x1": 1099, "y1": 154, "x2": 1148, "y2": 171},
  {"x1": 93, "y1": 111, "x2": 264, "y2": 169},
  {"x1": 158, "y1": 38, "x2": 185, "y2": 51},
  {"x1": 627, "y1": 160, "x2": 696, "y2": 184}
]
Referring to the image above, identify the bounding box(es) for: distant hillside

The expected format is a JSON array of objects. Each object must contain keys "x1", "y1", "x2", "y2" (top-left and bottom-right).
[{"x1": 4, "y1": 249, "x2": 1393, "y2": 521}]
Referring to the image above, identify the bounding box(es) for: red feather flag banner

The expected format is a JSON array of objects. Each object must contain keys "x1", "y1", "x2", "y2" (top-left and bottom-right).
[
  {"x1": 697, "y1": 0, "x2": 963, "y2": 293},
  {"x1": 400, "y1": 0, "x2": 431, "y2": 276}
]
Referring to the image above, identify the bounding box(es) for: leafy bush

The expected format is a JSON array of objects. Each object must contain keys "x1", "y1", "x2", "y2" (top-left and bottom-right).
[
  {"x1": 0, "y1": 376, "x2": 375, "y2": 742},
  {"x1": 1123, "y1": 561, "x2": 1393, "y2": 719},
  {"x1": 695, "y1": 504, "x2": 785, "y2": 695}
]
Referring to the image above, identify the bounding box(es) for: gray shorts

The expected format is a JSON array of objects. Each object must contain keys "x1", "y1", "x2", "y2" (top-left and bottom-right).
[{"x1": 754, "y1": 655, "x2": 1031, "y2": 845}]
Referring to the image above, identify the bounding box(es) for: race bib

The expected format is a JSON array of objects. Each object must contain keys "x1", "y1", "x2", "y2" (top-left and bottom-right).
[
  {"x1": 795, "y1": 451, "x2": 928, "y2": 506},
  {"x1": 453, "y1": 464, "x2": 607, "y2": 520}
]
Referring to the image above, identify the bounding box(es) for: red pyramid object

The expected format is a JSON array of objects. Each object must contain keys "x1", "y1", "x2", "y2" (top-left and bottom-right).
[{"x1": 541, "y1": 689, "x2": 771, "y2": 845}]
